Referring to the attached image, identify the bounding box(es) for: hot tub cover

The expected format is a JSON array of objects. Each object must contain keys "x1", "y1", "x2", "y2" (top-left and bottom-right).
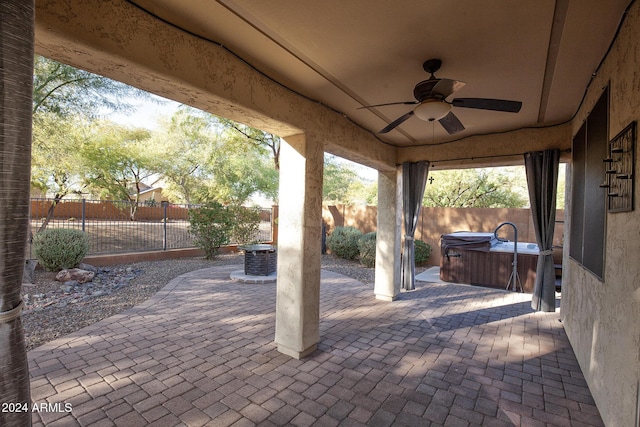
[{"x1": 441, "y1": 232, "x2": 498, "y2": 257}]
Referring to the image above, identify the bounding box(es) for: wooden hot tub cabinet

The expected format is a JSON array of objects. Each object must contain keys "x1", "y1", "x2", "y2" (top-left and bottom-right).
[{"x1": 440, "y1": 233, "x2": 539, "y2": 293}]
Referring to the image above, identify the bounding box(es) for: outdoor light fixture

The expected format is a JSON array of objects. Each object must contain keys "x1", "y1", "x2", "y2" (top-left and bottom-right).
[{"x1": 413, "y1": 99, "x2": 451, "y2": 121}]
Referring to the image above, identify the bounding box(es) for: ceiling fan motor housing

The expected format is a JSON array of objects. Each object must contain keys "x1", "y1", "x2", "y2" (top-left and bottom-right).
[{"x1": 413, "y1": 80, "x2": 441, "y2": 101}]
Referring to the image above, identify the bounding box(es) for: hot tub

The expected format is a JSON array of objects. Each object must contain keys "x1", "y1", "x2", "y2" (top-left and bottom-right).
[{"x1": 440, "y1": 232, "x2": 539, "y2": 293}]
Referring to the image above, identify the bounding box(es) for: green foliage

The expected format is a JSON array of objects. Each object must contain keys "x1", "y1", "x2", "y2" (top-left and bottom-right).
[
  {"x1": 33, "y1": 228, "x2": 89, "y2": 271},
  {"x1": 423, "y1": 168, "x2": 527, "y2": 208},
  {"x1": 358, "y1": 232, "x2": 377, "y2": 268},
  {"x1": 323, "y1": 155, "x2": 377, "y2": 205},
  {"x1": 82, "y1": 122, "x2": 155, "y2": 219},
  {"x1": 151, "y1": 108, "x2": 219, "y2": 204},
  {"x1": 33, "y1": 55, "x2": 149, "y2": 119},
  {"x1": 31, "y1": 113, "x2": 89, "y2": 197},
  {"x1": 207, "y1": 148, "x2": 278, "y2": 205},
  {"x1": 229, "y1": 205, "x2": 261, "y2": 245},
  {"x1": 153, "y1": 107, "x2": 279, "y2": 205},
  {"x1": 188, "y1": 202, "x2": 234, "y2": 259},
  {"x1": 327, "y1": 226, "x2": 363, "y2": 260},
  {"x1": 217, "y1": 117, "x2": 281, "y2": 170},
  {"x1": 414, "y1": 239, "x2": 432, "y2": 265}
]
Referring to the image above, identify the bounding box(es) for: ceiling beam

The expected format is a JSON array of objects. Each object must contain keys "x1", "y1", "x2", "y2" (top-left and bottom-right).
[{"x1": 538, "y1": 0, "x2": 570, "y2": 123}]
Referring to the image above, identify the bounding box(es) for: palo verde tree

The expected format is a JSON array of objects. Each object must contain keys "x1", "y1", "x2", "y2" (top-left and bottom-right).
[
  {"x1": 205, "y1": 146, "x2": 278, "y2": 205},
  {"x1": 323, "y1": 154, "x2": 377, "y2": 205},
  {"x1": 32, "y1": 55, "x2": 148, "y2": 119},
  {"x1": 31, "y1": 113, "x2": 91, "y2": 231},
  {"x1": 151, "y1": 108, "x2": 218, "y2": 204},
  {"x1": 82, "y1": 122, "x2": 155, "y2": 220},
  {"x1": 216, "y1": 117, "x2": 281, "y2": 170},
  {"x1": 32, "y1": 55, "x2": 152, "y2": 228},
  {"x1": 154, "y1": 107, "x2": 279, "y2": 205}
]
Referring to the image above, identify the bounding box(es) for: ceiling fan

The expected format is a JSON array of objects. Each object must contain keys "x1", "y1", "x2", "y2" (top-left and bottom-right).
[{"x1": 361, "y1": 59, "x2": 522, "y2": 135}]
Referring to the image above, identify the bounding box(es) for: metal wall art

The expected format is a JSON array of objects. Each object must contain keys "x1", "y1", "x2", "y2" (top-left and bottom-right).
[{"x1": 602, "y1": 121, "x2": 636, "y2": 212}]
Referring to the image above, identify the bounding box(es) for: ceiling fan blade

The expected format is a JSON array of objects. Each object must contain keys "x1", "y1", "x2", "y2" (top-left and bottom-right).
[
  {"x1": 431, "y1": 78, "x2": 466, "y2": 99},
  {"x1": 379, "y1": 111, "x2": 415, "y2": 134},
  {"x1": 438, "y1": 111, "x2": 465, "y2": 135},
  {"x1": 452, "y1": 98, "x2": 522, "y2": 113},
  {"x1": 357, "y1": 101, "x2": 417, "y2": 110}
]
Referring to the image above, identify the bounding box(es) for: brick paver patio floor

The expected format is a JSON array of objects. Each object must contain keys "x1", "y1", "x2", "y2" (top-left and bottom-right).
[{"x1": 28, "y1": 265, "x2": 604, "y2": 426}]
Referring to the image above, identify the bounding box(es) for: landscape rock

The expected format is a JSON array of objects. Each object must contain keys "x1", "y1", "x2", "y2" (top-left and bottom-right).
[
  {"x1": 78, "y1": 263, "x2": 98, "y2": 273},
  {"x1": 56, "y1": 268, "x2": 95, "y2": 284}
]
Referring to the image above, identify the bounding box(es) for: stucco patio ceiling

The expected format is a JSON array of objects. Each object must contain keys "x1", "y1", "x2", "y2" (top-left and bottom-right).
[{"x1": 127, "y1": 0, "x2": 630, "y2": 147}]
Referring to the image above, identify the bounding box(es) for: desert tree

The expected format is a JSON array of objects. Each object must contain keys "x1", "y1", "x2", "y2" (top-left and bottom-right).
[
  {"x1": 31, "y1": 56, "x2": 154, "y2": 228},
  {"x1": 151, "y1": 108, "x2": 219, "y2": 204},
  {"x1": 82, "y1": 122, "x2": 155, "y2": 220},
  {"x1": 31, "y1": 113, "x2": 90, "y2": 231}
]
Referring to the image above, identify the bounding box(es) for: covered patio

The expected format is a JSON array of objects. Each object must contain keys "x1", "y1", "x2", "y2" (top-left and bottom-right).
[
  {"x1": 29, "y1": 265, "x2": 601, "y2": 426},
  {"x1": 2, "y1": 1, "x2": 639, "y2": 426}
]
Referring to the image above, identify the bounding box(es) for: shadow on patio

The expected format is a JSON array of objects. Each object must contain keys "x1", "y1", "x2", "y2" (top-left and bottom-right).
[{"x1": 28, "y1": 265, "x2": 602, "y2": 426}]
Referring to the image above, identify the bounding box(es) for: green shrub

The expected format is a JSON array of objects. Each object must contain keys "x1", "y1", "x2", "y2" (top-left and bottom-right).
[
  {"x1": 327, "y1": 226, "x2": 362, "y2": 260},
  {"x1": 229, "y1": 205, "x2": 261, "y2": 245},
  {"x1": 33, "y1": 228, "x2": 89, "y2": 272},
  {"x1": 188, "y1": 202, "x2": 234, "y2": 259},
  {"x1": 358, "y1": 232, "x2": 377, "y2": 267},
  {"x1": 414, "y1": 239, "x2": 432, "y2": 264}
]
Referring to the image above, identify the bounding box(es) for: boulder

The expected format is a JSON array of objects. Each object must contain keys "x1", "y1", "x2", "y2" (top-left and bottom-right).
[
  {"x1": 56, "y1": 268, "x2": 95, "y2": 284},
  {"x1": 78, "y1": 263, "x2": 98, "y2": 273}
]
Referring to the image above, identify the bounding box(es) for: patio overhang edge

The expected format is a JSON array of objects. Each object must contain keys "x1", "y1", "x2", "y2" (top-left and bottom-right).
[
  {"x1": 397, "y1": 122, "x2": 572, "y2": 169},
  {"x1": 34, "y1": 0, "x2": 397, "y2": 172}
]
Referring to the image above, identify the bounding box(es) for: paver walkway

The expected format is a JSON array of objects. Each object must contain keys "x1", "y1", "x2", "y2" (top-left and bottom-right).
[{"x1": 28, "y1": 265, "x2": 603, "y2": 426}]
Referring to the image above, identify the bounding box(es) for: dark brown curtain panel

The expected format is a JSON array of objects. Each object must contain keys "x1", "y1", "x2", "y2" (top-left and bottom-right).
[
  {"x1": 524, "y1": 149, "x2": 560, "y2": 312},
  {"x1": 0, "y1": 1, "x2": 35, "y2": 426},
  {"x1": 401, "y1": 161, "x2": 429, "y2": 291}
]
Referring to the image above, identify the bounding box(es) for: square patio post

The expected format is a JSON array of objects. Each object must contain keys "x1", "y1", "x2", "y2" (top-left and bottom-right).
[
  {"x1": 275, "y1": 133, "x2": 323, "y2": 359},
  {"x1": 374, "y1": 167, "x2": 402, "y2": 300}
]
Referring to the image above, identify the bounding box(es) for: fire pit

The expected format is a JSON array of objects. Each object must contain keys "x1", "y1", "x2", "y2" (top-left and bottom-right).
[{"x1": 238, "y1": 244, "x2": 277, "y2": 276}]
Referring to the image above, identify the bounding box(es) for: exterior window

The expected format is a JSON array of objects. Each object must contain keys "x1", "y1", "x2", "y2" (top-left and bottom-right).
[{"x1": 569, "y1": 87, "x2": 608, "y2": 279}]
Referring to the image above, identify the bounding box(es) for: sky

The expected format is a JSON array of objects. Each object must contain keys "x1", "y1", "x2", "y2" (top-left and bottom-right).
[{"x1": 107, "y1": 94, "x2": 181, "y2": 130}]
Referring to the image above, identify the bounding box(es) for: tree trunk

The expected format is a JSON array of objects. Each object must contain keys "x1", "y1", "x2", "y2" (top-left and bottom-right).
[
  {"x1": 0, "y1": 2, "x2": 35, "y2": 426},
  {"x1": 37, "y1": 194, "x2": 64, "y2": 233}
]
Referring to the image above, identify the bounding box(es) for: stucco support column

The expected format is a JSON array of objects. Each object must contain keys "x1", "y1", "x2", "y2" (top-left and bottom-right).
[
  {"x1": 374, "y1": 167, "x2": 402, "y2": 301},
  {"x1": 275, "y1": 134, "x2": 324, "y2": 359}
]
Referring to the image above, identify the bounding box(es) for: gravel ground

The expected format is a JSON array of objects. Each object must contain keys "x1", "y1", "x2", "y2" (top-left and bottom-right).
[{"x1": 22, "y1": 253, "x2": 429, "y2": 351}]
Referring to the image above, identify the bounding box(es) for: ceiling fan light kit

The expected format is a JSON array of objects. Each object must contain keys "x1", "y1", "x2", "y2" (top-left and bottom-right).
[{"x1": 414, "y1": 99, "x2": 451, "y2": 121}]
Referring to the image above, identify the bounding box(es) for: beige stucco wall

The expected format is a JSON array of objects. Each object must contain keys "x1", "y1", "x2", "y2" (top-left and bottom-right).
[
  {"x1": 563, "y1": 2, "x2": 640, "y2": 426},
  {"x1": 397, "y1": 122, "x2": 572, "y2": 168}
]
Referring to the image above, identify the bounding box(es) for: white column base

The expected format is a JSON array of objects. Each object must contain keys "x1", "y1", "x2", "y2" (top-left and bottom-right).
[
  {"x1": 375, "y1": 293, "x2": 398, "y2": 302},
  {"x1": 277, "y1": 343, "x2": 318, "y2": 360}
]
